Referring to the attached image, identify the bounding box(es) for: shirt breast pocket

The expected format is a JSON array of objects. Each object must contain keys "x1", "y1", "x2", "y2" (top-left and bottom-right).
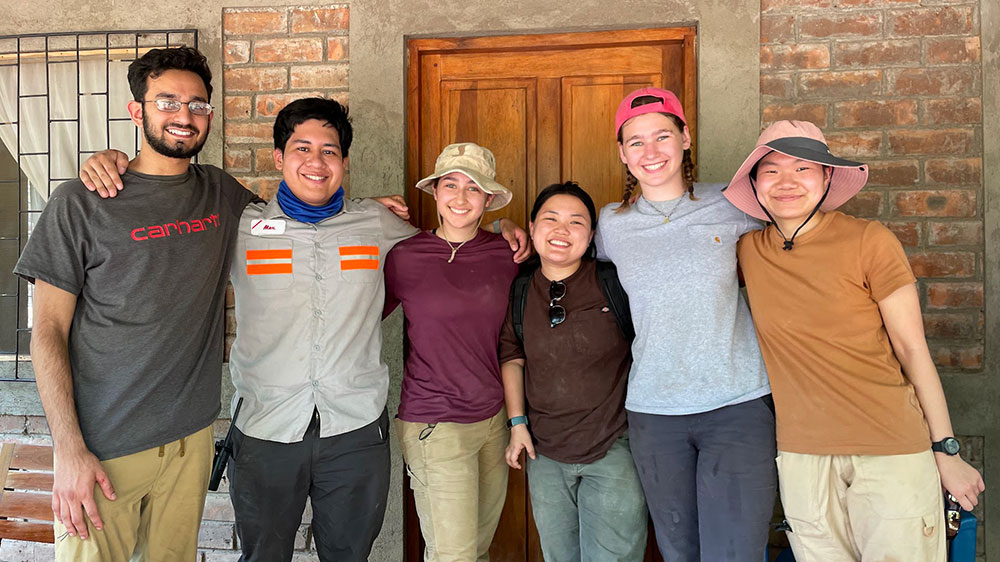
[
  {"x1": 570, "y1": 306, "x2": 623, "y2": 355},
  {"x1": 338, "y1": 235, "x2": 381, "y2": 284},
  {"x1": 244, "y1": 239, "x2": 295, "y2": 290},
  {"x1": 686, "y1": 224, "x2": 738, "y2": 278}
]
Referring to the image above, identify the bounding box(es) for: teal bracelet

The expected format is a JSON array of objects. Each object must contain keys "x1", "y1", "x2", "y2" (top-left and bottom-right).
[{"x1": 506, "y1": 415, "x2": 528, "y2": 429}]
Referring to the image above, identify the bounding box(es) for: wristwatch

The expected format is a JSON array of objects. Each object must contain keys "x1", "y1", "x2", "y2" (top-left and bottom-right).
[
  {"x1": 506, "y1": 415, "x2": 528, "y2": 430},
  {"x1": 932, "y1": 437, "x2": 961, "y2": 456}
]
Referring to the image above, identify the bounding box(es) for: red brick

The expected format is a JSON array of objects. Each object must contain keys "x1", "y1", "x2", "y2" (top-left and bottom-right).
[
  {"x1": 25, "y1": 416, "x2": 49, "y2": 435},
  {"x1": 255, "y1": 147, "x2": 278, "y2": 173},
  {"x1": 761, "y1": 15, "x2": 795, "y2": 43},
  {"x1": 327, "y1": 37, "x2": 349, "y2": 61},
  {"x1": 291, "y1": 7, "x2": 349, "y2": 33},
  {"x1": 924, "y1": 98, "x2": 981, "y2": 125},
  {"x1": 836, "y1": 0, "x2": 886, "y2": 6},
  {"x1": 798, "y1": 70, "x2": 882, "y2": 98},
  {"x1": 255, "y1": 92, "x2": 323, "y2": 117},
  {"x1": 931, "y1": 344, "x2": 982, "y2": 370},
  {"x1": 929, "y1": 221, "x2": 983, "y2": 246},
  {"x1": 760, "y1": 74, "x2": 794, "y2": 98},
  {"x1": 290, "y1": 64, "x2": 348, "y2": 89},
  {"x1": 890, "y1": 7, "x2": 973, "y2": 37},
  {"x1": 223, "y1": 148, "x2": 251, "y2": 172},
  {"x1": 834, "y1": 100, "x2": 917, "y2": 128},
  {"x1": 761, "y1": 44, "x2": 830, "y2": 70},
  {"x1": 839, "y1": 190, "x2": 883, "y2": 217},
  {"x1": 887, "y1": 128, "x2": 974, "y2": 156},
  {"x1": 223, "y1": 9, "x2": 288, "y2": 35},
  {"x1": 890, "y1": 68, "x2": 975, "y2": 96},
  {"x1": 926, "y1": 37, "x2": 981, "y2": 65},
  {"x1": 925, "y1": 158, "x2": 981, "y2": 186},
  {"x1": 923, "y1": 312, "x2": 982, "y2": 339},
  {"x1": 224, "y1": 41, "x2": 250, "y2": 64},
  {"x1": 800, "y1": 13, "x2": 882, "y2": 39},
  {"x1": 224, "y1": 67, "x2": 287, "y2": 92},
  {"x1": 833, "y1": 39, "x2": 920, "y2": 67},
  {"x1": 762, "y1": 103, "x2": 828, "y2": 126},
  {"x1": 894, "y1": 190, "x2": 976, "y2": 217},
  {"x1": 867, "y1": 160, "x2": 919, "y2": 187},
  {"x1": 254, "y1": 38, "x2": 323, "y2": 64},
  {"x1": 761, "y1": 0, "x2": 831, "y2": 9},
  {"x1": 886, "y1": 221, "x2": 920, "y2": 247},
  {"x1": 223, "y1": 96, "x2": 251, "y2": 120},
  {"x1": 926, "y1": 282, "x2": 982, "y2": 308},
  {"x1": 825, "y1": 130, "x2": 883, "y2": 158},
  {"x1": 225, "y1": 122, "x2": 274, "y2": 143},
  {"x1": 0, "y1": 415, "x2": 25, "y2": 433},
  {"x1": 907, "y1": 251, "x2": 975, "y2": 277}
]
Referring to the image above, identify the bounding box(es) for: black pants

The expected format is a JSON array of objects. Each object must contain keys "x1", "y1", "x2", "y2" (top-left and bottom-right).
[
  {"x1": 228, "y1": 408, "x2": 391, "y2": 562},
  {"x1": 628, "y1": 396, "x2": 777, "y2": 562}
]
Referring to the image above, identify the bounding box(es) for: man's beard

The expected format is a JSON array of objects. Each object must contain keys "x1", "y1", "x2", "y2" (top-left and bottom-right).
[{"x1": 143, "y1": 119, "x2": 207, "y2": 159}]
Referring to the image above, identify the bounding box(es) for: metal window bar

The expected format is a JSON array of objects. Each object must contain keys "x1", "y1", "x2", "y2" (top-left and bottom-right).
[{"x1": 1, "y1": 29, "x2": 198, "y2": 381}]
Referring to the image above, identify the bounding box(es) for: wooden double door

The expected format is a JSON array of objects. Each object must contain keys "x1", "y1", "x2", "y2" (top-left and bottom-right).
[{"x1": 404, "y1": 27, "x2": 697, "y2": 561}]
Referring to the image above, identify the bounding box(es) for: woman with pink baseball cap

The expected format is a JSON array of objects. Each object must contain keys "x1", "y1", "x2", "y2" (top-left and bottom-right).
[
  {"x1": 595, "y1": 87, "x2": 776, "y2": 560},
  {"x1": 726, "y1": 120, "x2": 984, "y2": 561}
]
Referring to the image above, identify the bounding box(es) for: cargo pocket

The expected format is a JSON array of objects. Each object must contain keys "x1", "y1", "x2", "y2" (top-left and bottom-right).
[{"x1": 775, "y1": 454, "x2": 829, "y2": 540}]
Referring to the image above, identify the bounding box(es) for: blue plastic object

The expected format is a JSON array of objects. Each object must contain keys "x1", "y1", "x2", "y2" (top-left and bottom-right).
[{"x1": 950, "y1": 511, "x2": 977, "y2": 562}]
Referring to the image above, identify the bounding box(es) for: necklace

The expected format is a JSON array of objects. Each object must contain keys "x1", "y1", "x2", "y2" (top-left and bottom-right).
[
  {"x1": 646, "y1": 196, "x2": 684, "y2": 223},
  {"x1": 434, "y1": 228, "x2": 472, "y2": 263}
]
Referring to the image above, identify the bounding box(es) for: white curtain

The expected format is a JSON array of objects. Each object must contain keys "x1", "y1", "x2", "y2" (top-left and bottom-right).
[{"x1": 0, "y1": 57, "x2": 138, "y2": 202}]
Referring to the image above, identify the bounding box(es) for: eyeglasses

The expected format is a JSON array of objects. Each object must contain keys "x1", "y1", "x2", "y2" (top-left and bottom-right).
[
  {"x1": 549, "y1": 280, "x2": 566, "y2": 328},
  {"x1": 144, "y1": 98, "x2": 214, "y2": 116}
]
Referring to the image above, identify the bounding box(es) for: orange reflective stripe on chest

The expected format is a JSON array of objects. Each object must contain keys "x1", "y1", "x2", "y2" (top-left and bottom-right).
[
  {"x1": 246, "y1": 248, "x2": 293, "y2": 275},
  {"x1": 339, "y1": 245, "x2": 379, "y2": 270}
]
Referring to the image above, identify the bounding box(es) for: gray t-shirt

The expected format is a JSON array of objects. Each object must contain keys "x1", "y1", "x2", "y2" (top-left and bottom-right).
[
  {"x1": 14, "y1": 165, "x2": 254, "y2": 460},
  {"x1": 595, "y1": 183, "x2": 770, "y2": 415}
]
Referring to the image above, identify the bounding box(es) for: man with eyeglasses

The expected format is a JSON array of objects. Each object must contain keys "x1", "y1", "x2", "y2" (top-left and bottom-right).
[{"x1": 14, "y1": 46, "x2": 253, "y2": 562}]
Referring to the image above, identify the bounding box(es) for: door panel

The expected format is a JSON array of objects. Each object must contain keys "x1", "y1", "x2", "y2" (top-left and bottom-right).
[{"x1": 406, "y1": 28, "x2": 696, "y2": 562}]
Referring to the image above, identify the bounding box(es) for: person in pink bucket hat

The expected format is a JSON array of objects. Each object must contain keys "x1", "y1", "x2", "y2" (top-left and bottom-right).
[
  {"x1": 728, "y1": 120, "x2": 984, "y2": 562},
  {"x1": 597, "y1": 87, "x2": 776, "y2": 561}
]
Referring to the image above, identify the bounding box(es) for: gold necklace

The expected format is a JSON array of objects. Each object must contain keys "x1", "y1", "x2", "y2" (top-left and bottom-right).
[{"x1": 646, "y1": 196, "x2": 684, "y2": 223}]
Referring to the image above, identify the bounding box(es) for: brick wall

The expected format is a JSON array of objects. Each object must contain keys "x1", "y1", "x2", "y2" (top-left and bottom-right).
[
  {"x1": 760, "y1": 0, "x2": 986, "y2": 557},
  {"x1": 222, "y1": 5, "x2": 350, "y2": 202}
]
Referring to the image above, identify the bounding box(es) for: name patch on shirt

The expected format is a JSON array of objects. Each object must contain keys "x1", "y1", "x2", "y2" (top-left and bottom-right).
[
  {"x1": 339, "y1": 245, "x2": 379, "y2": 270},
  {"x1": 246, "y1": 248, "x2": 293, "y2": 275},
  {"x1": 250, "y1": 219, "x2": 286, "y2": 236}
]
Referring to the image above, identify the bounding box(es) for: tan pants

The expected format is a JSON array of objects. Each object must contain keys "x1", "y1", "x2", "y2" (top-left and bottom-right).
[
  {"x1": 54, "y1": 425, "x2": 214, "y2": 562},
  {"x1": 397, "y1": 409, "x2": 509, "y2": 562},
  {"x1": 776, "y1": 450, "x2": 946, "y2": 562}
]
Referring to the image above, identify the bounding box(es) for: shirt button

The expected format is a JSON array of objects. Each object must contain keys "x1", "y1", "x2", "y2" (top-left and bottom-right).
[
  {"x1": 314, "y1": 242, "x2": 321, "y2": 248},
  {"x1": 313, "y1": 309, "x2": 322, "y2": 317},
  {"x1": 313, "y1": 345, "x2": 321, "y2": 351},
  {"x1": 312, "y1": 381, "x2": 319, "y2": 388},
  {"x1": 315, "y1": 274, "x2": 323, "y2": 281}
]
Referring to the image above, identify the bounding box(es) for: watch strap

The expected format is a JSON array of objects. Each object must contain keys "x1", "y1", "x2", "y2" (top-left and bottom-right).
[{"x1": 506, "y1": 415, "x2": 528, "y2": 429}]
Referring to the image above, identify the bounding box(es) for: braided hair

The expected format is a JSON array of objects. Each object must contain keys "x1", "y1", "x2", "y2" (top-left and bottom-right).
[{"x1": 615, "y1": 98, "x2": 697, "y2": 213}]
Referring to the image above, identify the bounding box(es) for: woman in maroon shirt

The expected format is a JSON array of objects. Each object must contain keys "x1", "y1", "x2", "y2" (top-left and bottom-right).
[
  {"x1": 384, "y1": 142, "x2": 519, "y2": 562},
  {"x1": 499, "y1": 182, "x2": 647, "y2": 561}
]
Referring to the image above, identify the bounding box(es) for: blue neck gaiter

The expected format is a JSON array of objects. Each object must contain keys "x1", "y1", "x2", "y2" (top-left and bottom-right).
[{"x1": 276, "y1": 180, "x2": 344, "y2": 223}]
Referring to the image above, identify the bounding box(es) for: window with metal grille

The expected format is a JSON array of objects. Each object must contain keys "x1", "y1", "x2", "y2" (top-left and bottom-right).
[{"x1": 0, "y1": 29, "x2": 198, "y2": 380}]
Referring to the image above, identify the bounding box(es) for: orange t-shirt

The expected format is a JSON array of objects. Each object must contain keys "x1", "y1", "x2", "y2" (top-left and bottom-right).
[{"x1": 737, "y1": 211, "x2": 930, "y2": 455}]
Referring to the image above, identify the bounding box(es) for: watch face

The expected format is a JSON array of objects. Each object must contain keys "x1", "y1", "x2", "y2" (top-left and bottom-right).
[{"x1": 944, "y1": 438, "x2": 961, "y2": 455}]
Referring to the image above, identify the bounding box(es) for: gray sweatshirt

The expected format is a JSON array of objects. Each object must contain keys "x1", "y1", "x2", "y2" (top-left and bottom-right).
[{"x1": 596, "y1": 183, "x2": 770, "y2": 415}]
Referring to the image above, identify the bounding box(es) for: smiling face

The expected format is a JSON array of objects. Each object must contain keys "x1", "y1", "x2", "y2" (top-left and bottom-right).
[
  {"x1": 274, "y1": 119, "x2": 347, "y2": 206},
  {"x1": 618, "y1": 112, "x2": 691, "y2": 196},
  {"x1": 131, "y1": 69, "x2": 212, "y2": 160},
  {"x1": 433, "y1": 172, "x2": 494, "y2": 234},
  {"x1": 753, "y1": 150, "x2": 832, "y2": 227},
  {"x1": 530, "y1": 193, "x2": 594, "y2": 270}
]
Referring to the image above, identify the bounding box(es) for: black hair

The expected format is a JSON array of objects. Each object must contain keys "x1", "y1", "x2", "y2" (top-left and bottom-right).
[
  {"x1": 127, "y1": 46, "x2": 212, "y2": 103},
  {"x1": 615, "y1": 95, "x2": 696, "y2": 213},
  {"x1": 273, "y1": 97, "x2": 353, "y2": 157},
  {"x1": 530, "y1": 181, "x2": 598, "y2": 231}
]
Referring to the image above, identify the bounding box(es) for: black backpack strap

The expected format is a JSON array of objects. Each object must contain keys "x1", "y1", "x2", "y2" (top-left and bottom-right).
[
  {"x1": 595, "y1": 260, "x2": 635, "y2": 343},
  {"x1": 509, "y1": 267, "x2": 534, "y2": 345}
]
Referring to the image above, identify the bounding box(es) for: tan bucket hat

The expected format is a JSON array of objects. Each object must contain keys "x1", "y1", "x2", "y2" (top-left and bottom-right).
[
  {"x1": 415, "y1": 143, "x2": 513, "y2": 211},
  {"x1": 723, "y1": 120, "x2": 869, "y2": 222}
]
